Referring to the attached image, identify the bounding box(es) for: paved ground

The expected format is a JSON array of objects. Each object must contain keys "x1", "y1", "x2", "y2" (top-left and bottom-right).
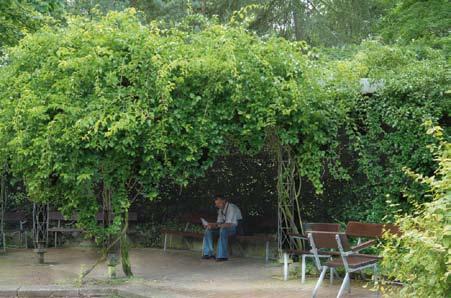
[{"x1": 0, "y1": 247, "x2": 379, "y2": 297}]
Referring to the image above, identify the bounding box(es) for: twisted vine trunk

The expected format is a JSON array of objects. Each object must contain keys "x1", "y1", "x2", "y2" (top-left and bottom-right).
[
  {"x1": 120, "y1": 210, "x2": 133, "y2": 277},
  {"x1": 101, "y1": 184, "x2": 133, "y2": 277}
]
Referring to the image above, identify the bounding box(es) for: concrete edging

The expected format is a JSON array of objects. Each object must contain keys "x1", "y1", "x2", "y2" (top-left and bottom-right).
[{"x1": 0, "y1": 286, "x2": 118, "y2": 297}]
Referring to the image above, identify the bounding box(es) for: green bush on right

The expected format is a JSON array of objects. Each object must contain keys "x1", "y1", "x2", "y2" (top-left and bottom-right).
[{"x1": 381, "y1": 123, "x2": 450, "y2": 297}]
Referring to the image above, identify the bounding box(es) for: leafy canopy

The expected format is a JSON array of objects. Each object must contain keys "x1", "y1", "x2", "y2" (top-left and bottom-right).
[{"x1": 0, "y1": 9, "x2": 344, "y2": 237}]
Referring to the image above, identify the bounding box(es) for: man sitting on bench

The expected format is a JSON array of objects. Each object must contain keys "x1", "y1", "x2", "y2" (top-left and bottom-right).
[{"x1": 202, "y1": 194, "x2": 242, "y2": 262}]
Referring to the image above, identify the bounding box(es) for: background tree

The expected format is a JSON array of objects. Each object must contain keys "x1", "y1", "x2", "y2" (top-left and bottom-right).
[
  {"x1": 378, "y1": 0, "x2": 451, "y2": 51},
  {"x1": 0, "y1": 0, "x2": 64, "y2": 54}
]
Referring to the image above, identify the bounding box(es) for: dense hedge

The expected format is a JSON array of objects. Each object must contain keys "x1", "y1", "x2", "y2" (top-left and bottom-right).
[{"x1": 319, "y1": 42, "x2": 449, "y2": 222}]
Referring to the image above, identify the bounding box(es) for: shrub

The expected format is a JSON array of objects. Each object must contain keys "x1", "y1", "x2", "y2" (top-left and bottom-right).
[{"x1": 381, "y1": 124, "x2": 450, "y2": 297}]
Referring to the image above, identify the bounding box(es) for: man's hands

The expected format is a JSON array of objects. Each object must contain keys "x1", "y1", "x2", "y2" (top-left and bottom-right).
[
  {"x1": 206, "y1": 223, "x2": 218, "y2": 229},
  {"x1": 206, "y1": 223, "x2": 234, "y2": 229}
]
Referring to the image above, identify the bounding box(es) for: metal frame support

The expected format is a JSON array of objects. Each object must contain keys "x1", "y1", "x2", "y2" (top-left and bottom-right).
[
  {"x1": 337, "y1": 272, "x2": 351, "y2": 297},
  {"x1": 32, "y1": 203, "x2": 48, "y2": 264},
  {"x1": 276, "y1": 145, "x2": 300, "y2": 255},
  {"x1": 312, "y1": 265, "x2": 327, "y2": 298},
  {"x1": 300, "y1": 253, "x2": 337, "y2": 284}
]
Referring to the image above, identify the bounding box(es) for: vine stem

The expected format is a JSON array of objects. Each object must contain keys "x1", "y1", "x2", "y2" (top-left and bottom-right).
[
  {"x1": 81, "y1": 180, "x2": 142, "y2": 281},
  {"x1": 80, "y1": 219, "x2": 129, "y2": 281}
]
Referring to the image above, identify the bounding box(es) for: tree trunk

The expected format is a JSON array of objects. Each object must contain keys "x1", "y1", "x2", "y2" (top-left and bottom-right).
[
  {"x1": 292, "y1": 0, "x2": 305, "y2": 41},
  {"x1": 120, "y1": 210, "x2": 133, "y2": 277}
]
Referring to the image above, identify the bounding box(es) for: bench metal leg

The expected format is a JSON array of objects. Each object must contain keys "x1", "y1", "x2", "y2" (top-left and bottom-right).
[
  {"x1": 330, "y1": 268, "x2": 334, "y2": 285},
  {"x1": 301, "y1": 254, "x2": 306, "y2": 284},
  {"x1": 265, "y1": 241, "x2": 269, "y2": 263},
  {"x1": 163, "y1": 233, "x2": 168, "y2": 252},
  {"x1": 373, "y1": 264, "x2": 379, "y2": 297},
  {"x1": 334, "y1": 268, "x2": 340, "y2": 279},
  {"x1": 347, "y1": 272, "x2": 351, "y2": 293},
  {"x1": 337, "y1": 272, "x2": 350, "y2": 298},
  {"x1": 312, "y1": 266, "x2": 327, "y2": 298},
  {"x1": 54, "y1": 232, "x2": 58, "y2": 248},
  {"x1": 373, "y1": 264, "x2": 378, "y2": 282},
  {"x1": 283, "y1": 252, "x2": 289, "y2": 281}
]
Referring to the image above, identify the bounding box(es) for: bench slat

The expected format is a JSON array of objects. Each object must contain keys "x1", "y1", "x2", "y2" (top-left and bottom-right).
[
  {"x1": 48, "y1": 228, "x2": 82, "y2": 232},
  {"x1": 162, "y1": 229, "x2": 275, "y2": 242},
  {"x1": 48, "y1": 211, "x2": 138, "y2": 221},
  {"x1": 161, "y1": 229, "x2": 204, "y2": 238}
]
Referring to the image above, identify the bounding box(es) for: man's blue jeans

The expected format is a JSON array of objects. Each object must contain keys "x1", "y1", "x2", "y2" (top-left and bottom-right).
[{"x1": 202, "y1": 226, "x2": 236, "y2": 258}]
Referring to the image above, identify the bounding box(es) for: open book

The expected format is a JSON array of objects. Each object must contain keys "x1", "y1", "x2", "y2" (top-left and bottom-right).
[{"x1": 200, "y1": 217, "x2": 209, "y2": 227}]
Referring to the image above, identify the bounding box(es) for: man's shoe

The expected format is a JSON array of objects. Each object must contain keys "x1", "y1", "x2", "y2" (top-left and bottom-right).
[
  {"x1": 201, "y1": 255, "x2": 215, "y2": 260},
  {"x1": 216, "y1": 258, "x2": 228, "y2": 262}
]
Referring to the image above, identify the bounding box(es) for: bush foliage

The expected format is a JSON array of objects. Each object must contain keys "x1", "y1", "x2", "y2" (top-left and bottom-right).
[
  {"x1": 0, "y1": 10, "x2": 345, "y2": 239},
  {"x1": 381, "y1": 124, "x2": 450, "y2": 297}
]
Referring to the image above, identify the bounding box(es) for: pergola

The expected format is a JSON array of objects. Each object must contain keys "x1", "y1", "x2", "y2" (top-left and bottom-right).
[{"x1": 0, "y1": 79, "x2": 381, "y2": 263}]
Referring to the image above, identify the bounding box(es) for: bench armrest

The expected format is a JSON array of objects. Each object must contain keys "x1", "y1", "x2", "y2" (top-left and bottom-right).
[
  {"x1": 351, "y1": 239, "x2": 376, "y2": 252},
  {"x1": 288, "y1": 233, "x2": 308, "y2": 241}
]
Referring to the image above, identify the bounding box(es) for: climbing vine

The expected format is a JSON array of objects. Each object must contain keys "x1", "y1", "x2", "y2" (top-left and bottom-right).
[{"x1": 0, "y1": 10, "x2": 345, "y2": 273}]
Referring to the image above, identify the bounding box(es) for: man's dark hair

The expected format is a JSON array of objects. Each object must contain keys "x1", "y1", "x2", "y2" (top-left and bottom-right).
[{"x1": 213, "y1": 194, "x2": 226, "y2": 201}]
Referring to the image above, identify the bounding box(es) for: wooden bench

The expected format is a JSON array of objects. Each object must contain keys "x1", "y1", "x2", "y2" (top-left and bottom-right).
[
  {"x1": 48, "y1": 211, "x2": 138, "y2": 247},
  {"x1": 282, "y1": 221, "x2": 401, "y2": 283},
  {"x1": 2, "y1": 211, "x2": 29, "y2": 248},
  {"x1": 345, "y1": 221, "x2": 400, "y2": 255},
  {"x1": 161, "y1": 214, "x2": 275, "y2": 262},
  {"x1": 283, "y1": 223, "x2": 341, "y2": 283}
]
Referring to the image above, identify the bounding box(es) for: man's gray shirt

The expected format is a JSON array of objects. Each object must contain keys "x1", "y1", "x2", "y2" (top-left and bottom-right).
[{"x1": 217, "y1": 202, "x2": 242, "y2": 226}]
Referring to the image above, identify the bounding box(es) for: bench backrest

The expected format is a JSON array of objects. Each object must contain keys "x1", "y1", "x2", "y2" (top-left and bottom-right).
[
  {"x1": 303, "y1": 223, "x2": 340, "y2": 233},
  {"x1": 180, "y1": 213, "x2": 215, "y2": 225},
  {"x1": 309, "y1": 231, "x2": 349, "y2": 250},
  {"x1": 128, "y1": 212, "x2": 138, "y2": 221},
  {"x1": 3, "y1": 212, "x2": 27, "y2": 222},
  {"x1": 345, "y1": 221, "x2": 400, "y2": 238},
  {"x1": 176, "y1": 212, "x2": 276, "y2": 235},
  {"x1": 48, "y1": 211, "x2": 138, "y2": 222},
  {"x1": 48, "y1": 211, "x2": 77, "y2": 221}
]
